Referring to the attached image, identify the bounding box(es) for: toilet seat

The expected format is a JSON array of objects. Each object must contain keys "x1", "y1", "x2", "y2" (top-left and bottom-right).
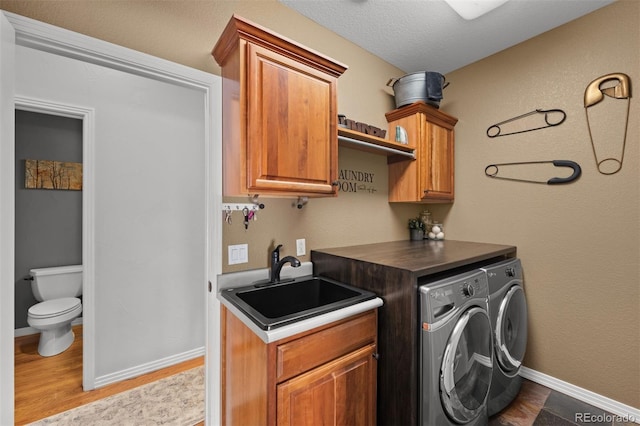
[{"x1": 28, "y1": 297, "x2": 81, "y2": 319}]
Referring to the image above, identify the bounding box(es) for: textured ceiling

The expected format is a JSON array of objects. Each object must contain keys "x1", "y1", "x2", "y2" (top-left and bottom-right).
[{"x1": 279, "y1": 0, "x2": 616, "y2": 75}]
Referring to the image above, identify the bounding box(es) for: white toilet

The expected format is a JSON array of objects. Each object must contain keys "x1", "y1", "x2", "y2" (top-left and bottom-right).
[{"x1": 27, "y1": 265, "x2": 83, "y2": 357}]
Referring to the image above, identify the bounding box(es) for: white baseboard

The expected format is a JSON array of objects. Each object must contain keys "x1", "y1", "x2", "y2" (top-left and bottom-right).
[
  {"x1": 94, "y1": 346, "x2": 205, "y2": 389},
  {"x1": 14, "y1": 317, "x2": 83, "y2": 337},
  {"x1": 520, "y1": 366, "x2": 640, "y2": 424},
  {"x1": 16, "y1": 322, "x2": 203, "y2": 394}
]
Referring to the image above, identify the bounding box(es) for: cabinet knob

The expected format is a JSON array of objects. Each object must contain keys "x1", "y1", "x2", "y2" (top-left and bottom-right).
[
  {"x1": 331, "y1": 180, "x2": 340, "y2": 186},
  {"x1": 372, "y1": 353, "x2": 380, "y2": 360}
]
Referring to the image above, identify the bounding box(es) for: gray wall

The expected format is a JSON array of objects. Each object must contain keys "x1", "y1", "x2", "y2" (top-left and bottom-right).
[
  {"x1": 14, "y1": 110, "x2": 82, "y2": 329},
  {"x1": 16, "y1": 44, "x2": 206, "y2": 384}
]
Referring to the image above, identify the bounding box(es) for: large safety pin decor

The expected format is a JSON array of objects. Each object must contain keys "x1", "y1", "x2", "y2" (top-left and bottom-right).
[
  {"x1": 584, "y1": 73, "x2": 631, "y2": 175},
  {"x1": 486, "y1": 109, "x2": 566, "y2": 138},
  {"x1": 485, "y1": 160, "x2": 582, "y2": 185}
]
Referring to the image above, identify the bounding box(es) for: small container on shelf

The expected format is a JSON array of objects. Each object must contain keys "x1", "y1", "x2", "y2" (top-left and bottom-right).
[{"x1": 419, "y1": 210, "x2": 432, "y2": 237}]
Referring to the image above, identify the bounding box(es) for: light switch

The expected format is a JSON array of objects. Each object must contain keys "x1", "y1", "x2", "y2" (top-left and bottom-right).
[{"x1": 228, "y1": 244, "x2": 248, "y2": 265}]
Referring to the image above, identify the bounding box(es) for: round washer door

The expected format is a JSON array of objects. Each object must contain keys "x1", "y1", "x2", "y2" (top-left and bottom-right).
[
  {"x1": 495, "y1": 285, "x2": 528, "y2": 375},
  {"x1": 440, "y1": 306, "x2": 493, "y2": 424}
]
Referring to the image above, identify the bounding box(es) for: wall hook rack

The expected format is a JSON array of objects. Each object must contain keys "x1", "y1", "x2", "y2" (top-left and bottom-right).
[
  {"x1": 222, "y1": 203, "x2": 263, "y2": 212},
  {"x1": 222, "y1": 202, "x2": 265, "y2": 228}
]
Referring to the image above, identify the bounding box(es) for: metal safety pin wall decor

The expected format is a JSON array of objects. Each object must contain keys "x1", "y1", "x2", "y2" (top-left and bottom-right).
[
  {"x1": 584, "y1": 72, "x2": 631, "y2": 175},
  {"x1": 486, "y1": 108, "x2": 566, "y2": 138},
  {"x1": 485, "y1": 160, "x2": 582, "y2": 185}
]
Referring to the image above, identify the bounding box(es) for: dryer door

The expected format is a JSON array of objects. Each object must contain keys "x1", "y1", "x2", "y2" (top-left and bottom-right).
[
  {"x1": 440, "y1": 306, "x2": 493, "y2": 423},
  {"x1": 495, "y1": 284, "x2": 528, "y2": 375}
]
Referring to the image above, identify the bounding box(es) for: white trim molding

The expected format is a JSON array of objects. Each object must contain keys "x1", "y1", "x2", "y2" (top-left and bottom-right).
[
  {"x1": 0, "y1": 12, "x2": 16, "y2": 426},
  {"x1": 14, "y1": 96, "x2": 97, "y2": 391},
  {"x1": 5, "y1": 12, "x2": 210, "y2": 91},
  {"x1": 1, "y1": 10, "x2": 222, "y2": 426},
  {"x1": 520, "y1": 367, "x2": 640, "y2": 424},
  {"x1": 94, "y1": 347, "x2": 205, "y2": 389}
]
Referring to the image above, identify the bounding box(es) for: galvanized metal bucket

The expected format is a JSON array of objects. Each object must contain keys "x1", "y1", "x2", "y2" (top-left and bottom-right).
[{"x1": 387, "y1": 71, "x2": 449, "y2": 109}]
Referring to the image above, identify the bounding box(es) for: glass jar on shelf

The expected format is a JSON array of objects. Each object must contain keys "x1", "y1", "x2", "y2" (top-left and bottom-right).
[{"x1": 419, "y1": 210, "x2": 432, "y2": 238}]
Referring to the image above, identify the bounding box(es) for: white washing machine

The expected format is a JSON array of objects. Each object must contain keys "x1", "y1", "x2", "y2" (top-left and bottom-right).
[
  {"x1": 481, "y1": 258, "x2": 528, "y2": 416},
  {"x1": 419, "y1": 269, "x2": 493, "y2": 426}
]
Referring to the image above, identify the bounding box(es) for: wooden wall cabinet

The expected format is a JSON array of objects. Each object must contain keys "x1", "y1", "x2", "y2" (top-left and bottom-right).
[
  {"x1": 212, "y1": 15, "x2": 347, "y2": 197},
  {"x1": 385, "y1": 102, "x2": 458, "y2": 203},
  {"x1": 221, "y1": 306, "x2": 378, "y2": 426}
]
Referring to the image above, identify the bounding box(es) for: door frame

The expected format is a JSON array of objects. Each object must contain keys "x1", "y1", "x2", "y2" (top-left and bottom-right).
[
  {"x1": 0, "y1": 11, "x2": 222, "y2": 425},
  {"x1": 14, "y1": 97, "x2": 96, "y2": 390}
]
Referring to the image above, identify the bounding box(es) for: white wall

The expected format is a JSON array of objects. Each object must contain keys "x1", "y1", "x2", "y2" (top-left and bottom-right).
[
  {"x1": 14, "y1": 111, "x2": 83, "y2": 330},
  {"x1": 15, "y1": 45, "x2": 206, "y2": 382}
]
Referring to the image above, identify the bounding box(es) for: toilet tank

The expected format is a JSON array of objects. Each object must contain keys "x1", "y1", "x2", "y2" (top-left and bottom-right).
[{"x1": 29, "y1": 265, "x2": 83, "y2": 301}]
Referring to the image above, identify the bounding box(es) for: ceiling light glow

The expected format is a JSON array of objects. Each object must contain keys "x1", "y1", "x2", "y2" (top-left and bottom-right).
[{"x1": 443, "y1": 0, "x2": 510, "y2": 20}]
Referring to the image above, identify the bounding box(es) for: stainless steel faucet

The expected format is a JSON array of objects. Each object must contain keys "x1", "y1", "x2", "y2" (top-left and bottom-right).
[{"x1": 270, "y1": 244, "x2": 301, "y2": 283}]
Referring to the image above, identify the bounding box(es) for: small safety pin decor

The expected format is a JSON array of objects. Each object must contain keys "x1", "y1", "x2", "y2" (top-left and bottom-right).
[
  {"x1": 486, "y1": 109, "x2": 566, "y2": 138},
  {"x1": 584, "y1": 72, "x2": 631, "y2": 175},
  {"x1": 484, "y1": 160, "x2": 581, "y2": 185}
]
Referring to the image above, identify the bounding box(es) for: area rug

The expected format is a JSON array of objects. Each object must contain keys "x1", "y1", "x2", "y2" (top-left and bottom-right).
[{"x1": 29, "y1": 366, "x2": 204, "y2": 425}]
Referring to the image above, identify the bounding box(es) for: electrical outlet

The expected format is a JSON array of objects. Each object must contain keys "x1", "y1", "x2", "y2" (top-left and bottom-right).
[
  {"x1": 228, "y1": 244, "x2": 248, "y2": 265},
  {"x1": 296, "y1": 239, "x2": 306, "y2": 256}
]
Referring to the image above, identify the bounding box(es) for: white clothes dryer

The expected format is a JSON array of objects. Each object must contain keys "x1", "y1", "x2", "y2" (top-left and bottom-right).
[
  {"x1": 481, "y1": 258, "x2": 528, "y2": 416},
  {"x1": 419, "y1": 269, "x2": 493, "y2": 426}
]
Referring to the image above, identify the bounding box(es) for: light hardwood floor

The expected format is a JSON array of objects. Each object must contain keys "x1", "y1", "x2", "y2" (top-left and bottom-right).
[{"x1": 15, "y1": 324, "x2": 205, "y2": 425}]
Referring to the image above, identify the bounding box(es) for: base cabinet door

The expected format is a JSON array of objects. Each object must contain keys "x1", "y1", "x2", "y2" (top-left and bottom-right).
[
  {"x1": 277, "y1": 344, "x2": 377, "y2": 426},
  {"x1": 221, "y1": 307, "x2": 378, "y2": 426}
]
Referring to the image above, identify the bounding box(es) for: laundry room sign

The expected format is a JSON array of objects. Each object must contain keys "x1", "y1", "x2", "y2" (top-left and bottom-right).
[{"x1": 337, "y1": 168, "x2": 377, "y2": 194}]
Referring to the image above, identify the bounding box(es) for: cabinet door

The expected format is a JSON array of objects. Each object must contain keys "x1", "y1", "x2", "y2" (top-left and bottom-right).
[
  {"x1": 246, "y1": 43, "x2": 338, "y2": 195},
  {"x1": 277, "y1": 344, "x2": 376, "y2": 426},
  {"x1": 420, "y1": 116, "x2": 454, "y2": 200},
  {"x1": 387, "y1": 103, "x2": 457, "y2": 203},
  {"x1": 387, "y1": 114, "x2": 421, "y2": 202}
]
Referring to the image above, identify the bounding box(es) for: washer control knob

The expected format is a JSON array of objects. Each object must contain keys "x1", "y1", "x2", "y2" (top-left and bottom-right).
[
  {"x1": 462, "y1": 282, "x2": 475, "y2": 297},
  {"x1": 505, "y1": 267, "x2": 516, "y2": 277}
]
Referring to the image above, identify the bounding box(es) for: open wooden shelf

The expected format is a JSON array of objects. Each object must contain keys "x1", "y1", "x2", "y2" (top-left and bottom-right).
[{"x1": 338, "y1": 127, "x2": 415, "y2": 158}]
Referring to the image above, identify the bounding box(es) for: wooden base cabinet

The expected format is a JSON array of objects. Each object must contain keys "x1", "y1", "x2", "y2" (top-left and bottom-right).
[
  {"x1": 212, "y1": 15, "x2": 347, "y2": 197},
  {"x1": 385, "y1": 102, "x2": 458, "y2": 203},
  {"x1": 221, "y1": 306, "x2": 378, "y2": 426},
  {"x1": 277, "y1": 344, "x2": 376, "y2": 425}
]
